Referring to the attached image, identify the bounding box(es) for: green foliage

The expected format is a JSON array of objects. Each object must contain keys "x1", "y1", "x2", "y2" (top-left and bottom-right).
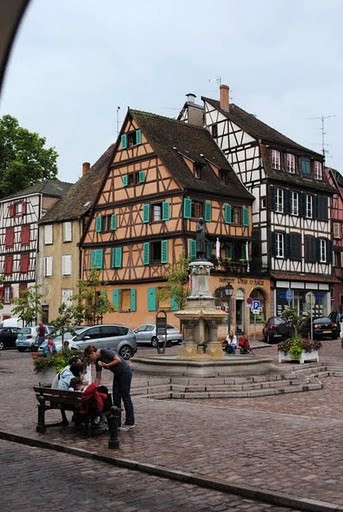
[
  {"x1": 50, "y1": 303, "x2": 79, "y2": 348},
  {"x1": 280, "y1": 307, "x2": 307, "y2": 336},
  {"x1": 33, "y1": 348, "x2": 83, "y2": 374},
  {"x1": 71, "y1": 269, "x2": 115, "y2": 324},
  {"x1": 11, "y1": 285, "x2": 43, "y2": 326},
  {"x1": 277, "y1": 335, "x2": 322, "y2": 358},
  {"x1": 157, "y1": 255, "x2": 190, "y2": 310},
  {"x1": 0, "y1": 115, "x2": 59, "y2": 199}
]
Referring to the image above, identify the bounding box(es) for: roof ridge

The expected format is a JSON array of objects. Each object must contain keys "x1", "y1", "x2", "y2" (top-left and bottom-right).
[{"x1": 130, "y1": 108, "x2": 206, "y2": 131}]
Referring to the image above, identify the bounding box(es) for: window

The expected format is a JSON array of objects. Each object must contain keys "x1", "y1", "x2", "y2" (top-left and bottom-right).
[
  {"x1": 4, "y1": 286, "x2": 11, "y2": 303},
  {"x1": 333, "y1": 222, "x2": 341, "y2": 239},
  {"x1": 192, "y1": 201, "x2": 203, "y2": 219},
  {"x1": 152, "y1": 203, "x2": 162, "y2": 221},
  {"x1": 4, "y1": 255, "x2": 13, "y2": 274},
  {"x1": 62, "y1": 255, "x2": 72, "y2": 275},
  {"x1": 143, "y1": 241, "x2": 168, "y2": 265},
  {"x1": 291, "y1": 192, "x2": 299, "y2": 216},
  {"x1": 289, "y1": 233, "x2": 301, "y2": 260},
  {"x1": 286, "y1": 153, "x2": 296, "y2": 173},
  {"x1": 122, "y1": 170, "x2": 145, "y2": 187},
  {"x1": 112, "y1": 288, "x2": 137, "y2": 312},
  {"x1": 121, "y1": 130, "x2": 142, "y2": 149},
  {"x1": 232, "y1": 206, "x2": 242, "y2": 224},
  {"x1": 261, "y1": 197, "x2": 266, "y2": 209},
  {"x1": 20, "y1": 253, "x2": 30, "y2": 273},
  {"x1": 120, "y1": 289, "x2": 132, "y2": 312},
  {"x1": 20, "y1": 225, "x2": 30, "y2": 246},
  {"x1": 61, "y1": 289, "x2": 73, "y2": 306},
  {"x1": 219, "y1": 169, "x2": 230, "y2": 184},
  {"x1": 306, "y1": 195, "x2": 313, "y2": 218},
  {"x1": 271, "y1": 149, "x2": 281, "y2": 170},
  {"x1": 194, "y1": 163, "x2": 203, "y2": 179},
  {"x1": 143, "y1": 202, "x2": 170, "y2": 223},
  {"x1": 319, "y1": 239, "x2": 327, "y2": 262},
  {"x1": 5, "y1": 227, "x2": 14, "y2": 248},
  {"x1": 90, "y1": 249, "x2": 103, "y2": 269},
  {"x1": 304, "y1": 235, "x2": 317, "y2": 262},
  {"x1": 16, "y1": 202, "x2": 22, "y2": 215},
  {"x1": 314, "y1": 161, "x2": 323, "y2": 180},
  {"x1": 63, "y1": 222, "x2": 72, "y2": 242},
  {"x1": 44, "y1": 225, "x2": 53, "y2": 244},
  {"x1": 275, "y1": 189, "x2": 284, "y2": 213},
  {"x1": 275, "y1": 233, "x2": 284, "y2": 258},
  {"x1": 211, "y1": 124, "x2": 218, "y2": 138},
  {"x1": 44, "y1": 256, "x2": 53, "y2": 277},
  {"x1": 300, "y1": 157, "x2": 311, "y2": 178}
]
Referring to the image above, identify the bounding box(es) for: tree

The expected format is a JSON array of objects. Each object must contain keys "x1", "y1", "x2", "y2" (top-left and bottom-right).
[
  {"x1": 157, "y1": 255, "x2": 190, "y2": 311},
  {"x1": 0, "y1": 115, "x2": 59, "y2": 199},
  {"x1": 11, "y1": 285, "x2": 43, "y2": 326},
  {"x1": 50, "y1": 303, "x2": 78, "y2": 351},
  {"x1": 72, "y1": 269, "x2": 115, "y2": 325}
]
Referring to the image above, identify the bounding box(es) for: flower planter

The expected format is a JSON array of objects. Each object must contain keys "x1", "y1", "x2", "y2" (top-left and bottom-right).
[{"x1": 278, "y1": 350, "x2": 319, "y2": 364}]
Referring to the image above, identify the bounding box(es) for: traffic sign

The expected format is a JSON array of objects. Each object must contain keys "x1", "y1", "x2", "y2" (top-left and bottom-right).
[
  {"x1": 247, "y1": 297, "x2": 253, "y2": 305},
  {"x1": 251, "y1": 300, "x2": 260, "y2": 314},
  {"x1": 286, "y1": 288, "x2": 293, "y2": 302}
]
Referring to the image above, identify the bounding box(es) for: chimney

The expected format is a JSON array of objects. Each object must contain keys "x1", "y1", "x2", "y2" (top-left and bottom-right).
[
  {"x1": 186, "y1": 92, "x2": 196, "y2": 104},
  {"x1": 82, "y1": 162, "x2": 90, "y2": 175},
  {"x1": 219, "y1": 84, "x2": 230, "y2": 110}
]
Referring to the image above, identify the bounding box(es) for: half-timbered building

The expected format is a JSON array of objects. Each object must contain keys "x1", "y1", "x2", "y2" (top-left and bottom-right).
[
  {"x1": 37, "y1": 146, "x2": 114, "y2": 322},
  {"x1": 325, "y1": 167, "x2": 343, "y2": 311},
  {"x1": 81, "y1": 109, "x2": 267, "y2": 335},
  {"x1": 180, "y1": 85, "x2": 337, "y2": 321},
  {"x1": 0, "y1": 179, "x2": 72, "y2": 321}
]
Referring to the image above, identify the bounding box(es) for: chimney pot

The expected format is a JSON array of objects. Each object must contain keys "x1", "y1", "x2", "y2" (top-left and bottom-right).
[
  {"x1": 186, "y1": 93, "x2": 196, "y2": 104},
  {"x1": 219, "y1": 84, "x2": 230, "y2": 110},
  {"x1": 82, "y1": 162, "x2": 90, "y2": 175}
]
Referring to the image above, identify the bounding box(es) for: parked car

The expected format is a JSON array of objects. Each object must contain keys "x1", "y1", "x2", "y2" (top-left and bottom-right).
[
  {"x1": 262, "y1": 316, "x2": 293, "y2": 344},
  {"x1": 134, "y1": 324, "x2": 183, "y2": 347},
  {"x1": 328, "y1": 311, "x2": 343, "y2": 324},
  {"x1": 15, "y1": 324, "x2": 54, "y2": 352},
  {"x1": 0, "y1": 327, "x2": 21, "y2": 350},
  {"x1": 70, "y1": 324, "x2": 137, "y2": 360},
  {"x1": 300, "y1": 316, "x2": 339, "y2": 340}
]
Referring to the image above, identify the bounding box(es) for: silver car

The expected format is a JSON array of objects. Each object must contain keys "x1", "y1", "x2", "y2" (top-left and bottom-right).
[
  {"x1": 15, "y1": 324, "x2": 54, "y2": 351},
  {"x1": 38, "y1": 326, "x2": 85, "y2": 353},
  {"x1": 71, "y1": 324, "x2": 137, "y2": 360},
  {"x1": 134, "y1": 324, "x2": 182, "y2": 347}
]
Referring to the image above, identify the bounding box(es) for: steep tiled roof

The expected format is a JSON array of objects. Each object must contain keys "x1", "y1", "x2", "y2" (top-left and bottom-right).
[
  {"x1": 2, "y1": 179, "x2": 73, "y2": 201},
  {"x1": 130, "y1": 110, "x2": 253, "y2": 201},
  {"x1": 39, "y1": 144, "x2": 115, "y2": 224},
  {"x1": 202, "y1": 97, "x2": 322, "y2": 157}
]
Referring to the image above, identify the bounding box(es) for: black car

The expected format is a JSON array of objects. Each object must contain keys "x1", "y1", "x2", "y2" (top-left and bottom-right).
[
  {"x1": 0, "y1": 327, "x2": 21, "y2": 350},
  {"x1": 300, "y1": 317, "x2": 339, "y2": 340},
  {"x1": 262, "y1": 316, "x2": 293, "y2": 344}
]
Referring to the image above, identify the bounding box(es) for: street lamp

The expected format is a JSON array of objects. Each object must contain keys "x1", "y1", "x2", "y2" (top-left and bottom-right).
[{"x1": 224, "y1": 283, "x2": 233, "y2": 334}]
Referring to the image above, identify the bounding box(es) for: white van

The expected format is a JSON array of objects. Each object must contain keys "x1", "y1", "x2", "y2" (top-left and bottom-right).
[{"x1": 0, "y1": 318, "x2": 23, "y2": 328}]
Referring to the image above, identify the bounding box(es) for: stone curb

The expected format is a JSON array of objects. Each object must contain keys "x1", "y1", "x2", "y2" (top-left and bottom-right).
[{"x1": 0, "y1": 430, "x2": 340, "y2": 512}]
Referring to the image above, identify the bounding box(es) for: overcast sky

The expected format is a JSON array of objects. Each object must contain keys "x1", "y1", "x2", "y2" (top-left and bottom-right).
[{"x1": 1, "y1": 0, "x2": 342, "y2": 184}]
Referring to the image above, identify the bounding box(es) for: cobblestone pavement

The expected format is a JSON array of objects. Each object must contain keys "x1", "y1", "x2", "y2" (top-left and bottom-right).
[
  {"x1": 0, "y1": 439, "x2": 302, "y2": 512},
  {"x1": 0, "y1": 340, "x2": 342, "y2": 511}
]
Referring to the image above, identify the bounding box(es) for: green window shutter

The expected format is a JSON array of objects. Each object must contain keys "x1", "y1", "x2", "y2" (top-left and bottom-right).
[
  {"x1": 183, "y1": 198, "x2": 192, "y2": 219},
  {"x1": 111, "y1": 214, "x2": 117, "y2": 231},
  {"x1": 121, "y1": 134, "x2": 127, "y2": 149},
  {"x1": 161, "y1": 240, "x2": 168, "y2": 264},
  {"x1": 135, "y1": 129, "x2": 142, "y2": 145},
  {"x1": 189, "y1": 239, "x2": 196, "y2": 260},
  {"x1": 91, "y1": 249, "x2": 103, "y2": 269},
  {"x1": 206, "y1": 241, "x2": 213, "y2": 260},
  {"x1": 225, "y1": 243, "x2": 233, "y2": 259},
  {"x1": 130, "y1": 288, "x2": 137, "y2": 312},
  {"x1": 113, "y1": 246, "x2": 122, "y2": 268},
  {"x1": 95, "y1": 216, "x2": 102, "y2": 233},
  {"x1": 170, "y1": 295, "x2": 179, "y2": 311},
  {"x1": 143, "y1": 203, "x2": 150, "y2": 223},
  {"x1": 143, "y1": 242, "x2": 150, "y2": 265},
  {"x1": 242, "y1": 206, "x2": 249, "y2": 226},
  {"x1": 241, "y1": 244, "x2": 246, "y2": 259},
  {"x1": 224, "y1": 204, "x2": 232, "y2": 224},
  {"x1": 122, "y1": 175, "x2": 129, "y2": 187},
  {"x1": 162, "y1": 201, "x2": 170, "y2": 221},
  {"x1": 112, "y1": 289, "x2": 120, "y2": 310},
  {"x1": 147, "y1": 287, "x2": 157, "y2": 311},
  {"x1": 204, "y1": 201, "x2": 212, "y2": 222},
  {"x1": 138, "y1": 170, "x2": 146, "y2": 183}
]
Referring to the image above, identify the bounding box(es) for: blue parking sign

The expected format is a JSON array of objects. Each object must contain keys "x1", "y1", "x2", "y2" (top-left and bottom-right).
[{"x1": 252, "y1": 300, "x2": 260, "y2": 313}]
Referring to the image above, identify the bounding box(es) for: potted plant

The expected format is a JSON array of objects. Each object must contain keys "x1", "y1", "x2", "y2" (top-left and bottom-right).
[{"x1": 277, "y1": 335, "x2": 322, "y2": 364}]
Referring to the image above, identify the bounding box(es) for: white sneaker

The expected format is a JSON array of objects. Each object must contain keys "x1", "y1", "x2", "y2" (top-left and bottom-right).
[{"x1": 118, "y1": 424, "x2": 135, "y2": 431}]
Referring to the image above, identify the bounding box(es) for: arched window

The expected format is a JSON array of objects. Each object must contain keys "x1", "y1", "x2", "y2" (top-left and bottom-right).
[{"x1": 249, "y1": 288, "x2": 266, "y2": 323}]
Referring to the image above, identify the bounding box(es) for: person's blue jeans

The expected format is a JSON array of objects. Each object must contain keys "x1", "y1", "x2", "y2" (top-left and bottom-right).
[{"x1": 112, "y1": 368, "x2": 135, "y2": 427}]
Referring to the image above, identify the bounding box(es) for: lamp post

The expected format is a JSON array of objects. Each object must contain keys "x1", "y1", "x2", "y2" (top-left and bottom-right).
[{"x1": 224, "y1": 283, "x2": 233, "y2": 334}]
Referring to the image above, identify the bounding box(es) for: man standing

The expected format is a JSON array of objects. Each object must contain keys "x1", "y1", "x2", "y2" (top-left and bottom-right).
[{"x1": 84, "y1": 345, "x2": 135, "y2": 431}]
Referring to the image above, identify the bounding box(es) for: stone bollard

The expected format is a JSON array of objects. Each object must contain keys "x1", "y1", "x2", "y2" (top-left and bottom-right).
[{"x1": 107, "y1": 405, "x2": 122, "y2": 449}]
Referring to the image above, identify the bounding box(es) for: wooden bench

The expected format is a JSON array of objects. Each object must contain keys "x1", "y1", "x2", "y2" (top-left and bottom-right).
[{"x1": 33, "y1": 386, "x2": 121, "y2": 449}]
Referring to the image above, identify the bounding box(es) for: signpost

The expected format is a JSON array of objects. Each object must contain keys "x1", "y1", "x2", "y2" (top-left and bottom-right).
[
  {"x1": 305, "y1": 292, "x2": 315, "y2": 339},
  {"x1": 250, "y1": 299, "x2": 260, "y2": 342},
  {"x1": 156, "y1": 310, "x2": 167, "y2": 354}
]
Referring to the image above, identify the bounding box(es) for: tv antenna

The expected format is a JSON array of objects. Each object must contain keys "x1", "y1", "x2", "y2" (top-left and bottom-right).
[
  {"x1": 209, "y1": 76, "x2": 222, "y2": 86},
  {"x1": 309, "y1": 114, "x2": 335, "y2": 157},
  {"x1": 116, "y1": 106, "x2": 121, "y2": 135}
]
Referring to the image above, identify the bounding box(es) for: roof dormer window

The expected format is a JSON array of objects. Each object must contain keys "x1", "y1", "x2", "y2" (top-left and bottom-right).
[
  {"x1": 194, "y1": 162, "x2": 203, "y2": 179},
  {"x1": 314, "y1": 161, "x2": 323, "y2": 180},
  {"x1": 300, "y1": 157, "x2": 311, "y2": 178},
  {"x1": 271, "y1": 149, "x2": 281, "y2": 170},
  {"x1": 286, "y1": 153, "x2": 296, "y2": 173}
]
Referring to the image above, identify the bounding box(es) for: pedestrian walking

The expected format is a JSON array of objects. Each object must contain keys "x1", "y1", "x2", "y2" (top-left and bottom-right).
[
  {"x1": 84, "y1": 345, "x2": 135, "y2": 431},
  {"x1": 37, "y1": 321, "x2": 46, "y2": 347}
]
